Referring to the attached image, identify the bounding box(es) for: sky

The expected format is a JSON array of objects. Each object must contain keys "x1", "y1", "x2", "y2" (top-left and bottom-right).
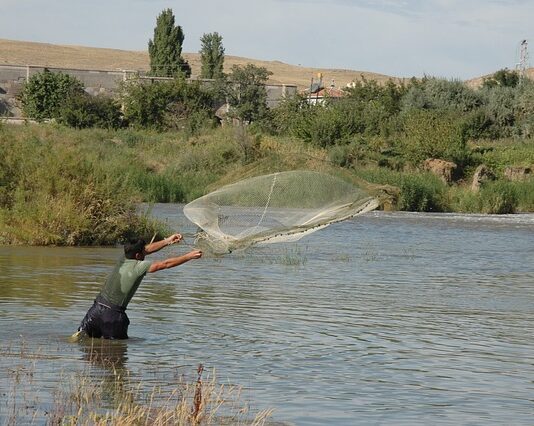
[{"x1": 1, "y1": 0, "x2": 533, "y2": 80}]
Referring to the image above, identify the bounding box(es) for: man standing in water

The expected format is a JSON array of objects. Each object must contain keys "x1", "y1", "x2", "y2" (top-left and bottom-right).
[{"x1": 75, "y1": 234, "x2": 202, "y2": 340}]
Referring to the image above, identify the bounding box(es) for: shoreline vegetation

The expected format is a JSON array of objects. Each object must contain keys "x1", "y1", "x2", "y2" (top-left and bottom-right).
[
  {"x1": 2, "y1": 67, "x2": 534, "y2": 246},
  {"x1": 0, "y1": 122, "x2": 532, "y2": 247},
  {"x1": 3, "y1": 339, "x2": 273, "y2": 425}
]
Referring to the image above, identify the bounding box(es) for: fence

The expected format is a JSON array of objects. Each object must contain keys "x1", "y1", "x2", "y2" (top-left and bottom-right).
[{"x1": 0, "y1": 64, "x2": 297, "y2": 118}]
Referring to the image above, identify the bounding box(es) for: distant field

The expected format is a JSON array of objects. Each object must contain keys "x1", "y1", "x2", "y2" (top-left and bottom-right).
[{"x1": 0, "y1": 38, "x2": 399, "y2": 89}]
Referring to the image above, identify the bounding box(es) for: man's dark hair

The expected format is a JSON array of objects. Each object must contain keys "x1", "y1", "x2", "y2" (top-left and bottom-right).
[{"x1": 124, "y1": 239, "x2": 146, "y2": 259}]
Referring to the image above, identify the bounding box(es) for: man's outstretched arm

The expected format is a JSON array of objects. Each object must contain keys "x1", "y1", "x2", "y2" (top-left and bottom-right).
[
  {"x1": 144, "y1": 233, "x2": 183, "y2": 255},
  {"x1": 148, "y1": 250, "x2": 203, "y2": 273}
]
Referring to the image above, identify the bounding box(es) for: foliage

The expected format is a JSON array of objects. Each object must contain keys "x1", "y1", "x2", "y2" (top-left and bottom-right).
[
  {"x1": 482, "y1": 68, "x2": 520, "y2": 89},
  {"x1": 148, "y1": 8, "x2": 191, "y2": 78},
  {"x1": 266, "y1": 79, "x2": 406, "y2": 147},
  {"x1": 399, "y1": 109, "x2": 469, "y2": 165},
  {"x1": 226, "y1": 64, "x2": 272, "y2": 124},
  {"x1": 514, "y1": 79, "x2": 534, "y2": 137},
  {"x1": 345, "y1": 78, "x2": 406, "y2": 117},
  {"x1": 57, "y1": 94, "x2": 123, "y2": 129},
  {"x1": 0, "y1": 125, "x2": 165, "y2": 245},
  {"x1": 19, "y1": 69, "x2": 84, "y2": 121},
  {"x1": 479, "y1": 86, "x2": 517, "y2": 138},
  {"x1": 479, "y1": 180, "x2": 518, "y2": 214},
  {"x1": 199, "y1": 32, "x2": 225, "y2": 80},
  {"x1": 120, "y1": 78, "x2": 217, "y2": 131},
  {"x1": 402, "y1": 77, "x2": 482, "y2": 113},
  {"x1": 398, "y1": 173, "x2": 447, "y2": 212}
]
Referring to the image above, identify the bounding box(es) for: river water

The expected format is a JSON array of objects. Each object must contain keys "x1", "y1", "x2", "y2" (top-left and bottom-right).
[{"x1": 1, "y1": 205, "x2": 534, "y2": 425}]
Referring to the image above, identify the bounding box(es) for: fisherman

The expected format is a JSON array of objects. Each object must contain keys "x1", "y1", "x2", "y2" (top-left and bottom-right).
[{"x1": 75, "y1": 233, "x2": 202, "y2": 340}]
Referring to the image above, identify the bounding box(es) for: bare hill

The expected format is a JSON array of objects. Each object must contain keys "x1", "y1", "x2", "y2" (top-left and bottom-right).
[
  {"x1": 466, "y1": 68, "x2": 534, "y2": 88},
  {"x1": 0, "y1": 38, "x2": 398, "y2": 89}
]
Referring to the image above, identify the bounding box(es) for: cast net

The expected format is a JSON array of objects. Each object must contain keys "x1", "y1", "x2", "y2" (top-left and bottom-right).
[{"x1": 183, "y1": 170, "x2": 379, "y2": 254}]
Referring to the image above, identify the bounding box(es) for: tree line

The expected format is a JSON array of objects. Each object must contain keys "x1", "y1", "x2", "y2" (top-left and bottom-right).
[{"x1": 18, "y1": 8, "x2": 272, "y2": 128}]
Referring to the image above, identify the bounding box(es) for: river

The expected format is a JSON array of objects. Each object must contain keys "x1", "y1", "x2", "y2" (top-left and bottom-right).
[{"x1": 1, "y1": 205, "x2": 533, "y2": 425}]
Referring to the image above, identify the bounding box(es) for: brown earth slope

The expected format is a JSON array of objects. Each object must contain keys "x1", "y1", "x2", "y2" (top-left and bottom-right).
[
  {"x1": 4, "y1": 38, "x2": 531, "y2": 89},
  {"x1": 0, "y1": 38, "x2": 399, "y2": 89}
]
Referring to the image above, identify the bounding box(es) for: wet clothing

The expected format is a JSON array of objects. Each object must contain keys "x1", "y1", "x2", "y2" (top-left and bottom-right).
[
  {"x1": 99, "y1": 256, "x2": 152, "y2": 308},
  {"x1": 79, "y1": 295, "x2": 130, "y2": 339},
  {"x1": 79, "y1": 256, "x2": 152, "y2": 339}
]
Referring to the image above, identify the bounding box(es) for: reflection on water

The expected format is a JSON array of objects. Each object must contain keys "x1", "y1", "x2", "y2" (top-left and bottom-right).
[{"x1": 1, "y1": 207, "x2": 534, "y2": 425}]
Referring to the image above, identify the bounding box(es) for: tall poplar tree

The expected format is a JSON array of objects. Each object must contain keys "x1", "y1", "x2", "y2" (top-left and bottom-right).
[
  {"x1": 148, "y1": 9, "x2": 191, "y2": 78},
  {"x1": 199, "y1": 32, "x2": 225, "y2": 79}
]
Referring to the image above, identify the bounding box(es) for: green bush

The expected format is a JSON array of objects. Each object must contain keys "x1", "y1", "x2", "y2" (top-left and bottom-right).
[
  {"x1": 402, "y1": 77, "x2": 482, "y2": 113},
  {"x1": 121, "y1": 78, "x2": 217, "y2": 131},
  {"x1": 398, "y1": 173, "x2": 447, "y2": 212},
  {"x1": 400, "y1": 109, "x2": 469, "y2": 165},
  {"x1": 482, "y1": 69, "x2": 520, "y2": 89},
  {"x1": 57, "y1": 94, "x2": 123, "y2": 129},
  {"x1": 514, "y1": 80, "x2": 534, "y2": 138},
  {"x1": 514, "y1": 179, "x2": 534, "y2": 211},
  {"x1": 479, "y1": 180, "x2": 518, "y2": 214},
  {"x1": 19, "y1": 69, "x2": 84, "y2": 121},
  {"x1": 0, "y1": 125, "x2": 166, "y2": 245}
]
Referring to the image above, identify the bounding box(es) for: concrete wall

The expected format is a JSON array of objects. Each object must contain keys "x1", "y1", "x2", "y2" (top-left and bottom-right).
[{"x1": 0, "y1": 64, "x2": 297, "y2": 118}]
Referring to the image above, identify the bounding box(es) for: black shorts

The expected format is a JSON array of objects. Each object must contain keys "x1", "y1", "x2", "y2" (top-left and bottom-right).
[{"x1": 79, "y1": 296, "x2": 130, "y2": 339}]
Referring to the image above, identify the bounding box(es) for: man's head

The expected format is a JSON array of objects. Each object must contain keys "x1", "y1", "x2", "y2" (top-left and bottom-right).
[{"x1": 124, "y1": 239, "x2": 146, "y2": 260}]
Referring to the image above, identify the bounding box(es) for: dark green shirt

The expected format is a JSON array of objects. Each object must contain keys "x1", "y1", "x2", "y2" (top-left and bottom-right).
[{"x1": 99, "y1": 256, "x2": 152, "y2": 308}]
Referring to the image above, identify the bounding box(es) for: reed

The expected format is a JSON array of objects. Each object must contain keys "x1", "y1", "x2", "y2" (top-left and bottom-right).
[{"x1": 3, "y1": 342, "x2": 273, "y2": 425}]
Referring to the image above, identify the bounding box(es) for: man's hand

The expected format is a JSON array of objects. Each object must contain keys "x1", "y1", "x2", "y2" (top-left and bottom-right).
[
  {"x1": 187, "y1": 250, "x2": 203, "y2": 260},
  {"x1": 165, "y1": 233, "x2": 183, "y2": 246}
]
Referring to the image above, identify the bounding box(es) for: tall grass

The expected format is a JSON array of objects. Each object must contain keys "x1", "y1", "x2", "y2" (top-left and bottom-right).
[
  {"x1": 0, "y1": 125, "x2": 167, "y2": 245},
  {"x1": 1, "y1": 123, "x2": 532, "y2": 246}
]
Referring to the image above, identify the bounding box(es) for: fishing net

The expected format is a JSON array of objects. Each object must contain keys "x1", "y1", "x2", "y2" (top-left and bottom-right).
[{"x1": 183, "y1": 170, "x2": 379, "y2": 254}]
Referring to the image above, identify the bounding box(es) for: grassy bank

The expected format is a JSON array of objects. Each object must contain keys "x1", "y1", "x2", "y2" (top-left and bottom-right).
[{"x1": 1, "y1": 123, "x2": 533, "y2": 245}]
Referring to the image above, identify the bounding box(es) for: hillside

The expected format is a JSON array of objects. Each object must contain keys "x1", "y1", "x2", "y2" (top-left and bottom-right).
[{"x1": 0, "y1": 38, "x2": 398, "y2": 89}]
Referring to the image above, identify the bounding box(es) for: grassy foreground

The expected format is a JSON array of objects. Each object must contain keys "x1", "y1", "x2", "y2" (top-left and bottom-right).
[
  {"x1": 3, "y1": 340, "x2": 272, "y2": 425},
  {"x1": 0, "y1": 123, "x2": 533, "y2": 245}
]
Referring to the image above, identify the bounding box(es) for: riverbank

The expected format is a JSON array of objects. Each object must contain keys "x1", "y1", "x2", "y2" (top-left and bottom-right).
[{"x1": 0, "y1": 123, "x2": 533, "y2": 245}]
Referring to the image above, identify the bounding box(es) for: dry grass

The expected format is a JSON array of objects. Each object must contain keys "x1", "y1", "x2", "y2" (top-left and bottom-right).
[
  {"x1": 0, "y1": 38, "x2": 398, "y2": 89},
  {"x1": 3, "y1": 340, "x2": 274, "y2": 426}
]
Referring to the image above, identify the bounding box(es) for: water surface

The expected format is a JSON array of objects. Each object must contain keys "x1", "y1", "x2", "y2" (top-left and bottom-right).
[{"x1": 1, "y1": 206, "x2": 534, "y2": 424}]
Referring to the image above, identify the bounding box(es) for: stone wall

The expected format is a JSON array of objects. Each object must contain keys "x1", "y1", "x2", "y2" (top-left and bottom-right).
[{"x1": 0, "y1": 64, "x2": 297, "y2": 118}]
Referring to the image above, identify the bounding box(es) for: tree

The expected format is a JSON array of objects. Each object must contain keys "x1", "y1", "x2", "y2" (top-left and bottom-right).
[
  {"x1": 19, "y1": 69, "x2": 84, "y2": 121},
  {"x1": 226, "y1": 64, "x2": 272, "y2": 124},
  {"x1": 482, "y1": 68, "x2": 520, "y2": 89},
  {"x1": 120, "y1": 78, "x2": 216, "y2": 131},
  {"x1": 199, "y1": 32, "x2": 225, "y2": 79},
  {"x1": 57, "y1": 94, "x2": 123, "y2": 129},
  {"x1": 148, "y1": 9, "x2": 191, "y2": 78}
]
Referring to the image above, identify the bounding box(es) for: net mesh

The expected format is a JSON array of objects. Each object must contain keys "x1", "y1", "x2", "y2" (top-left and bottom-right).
[{"x1": 183, "y1": 170, "x2": 379, "y2": 253}]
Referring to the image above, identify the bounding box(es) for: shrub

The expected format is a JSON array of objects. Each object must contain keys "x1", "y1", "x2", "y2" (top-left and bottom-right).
[
  {"x1": 0, "y1": 125, "x2": 166, "y2": 245},
  {"x1": 482, "y1": 68, "x2": 520, "y2": 89},
  {"x1": 19, "y1": 69, "x2": 84, "y2": 121},
  {"x1": 480, "y1": 86, "x2": 517, "y2": 138},
  {"x1": 479, "y1": 180, "x2": 518, "y2": 214},
  {"x1": 399, "y1": 109, "x2": 469, "y2": 166},
  {"x1": 402, "y1": 77, "x2": 482, "y2": 113},
  {"x1": 345, "y1": 78, "x2": 406, "y2": 117},
  {"x1": 398, "y1": 173, "x2": 447, "y2": 212},
  {"x1": 514, "y1": 79, "x2": 534, "y2": 138},
  {"x1": 57, "y1": 94, "x2": 123, "y2": 129},
  {"x1": 121, "y1": 78, "x2": 217, "y2": 131}
]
